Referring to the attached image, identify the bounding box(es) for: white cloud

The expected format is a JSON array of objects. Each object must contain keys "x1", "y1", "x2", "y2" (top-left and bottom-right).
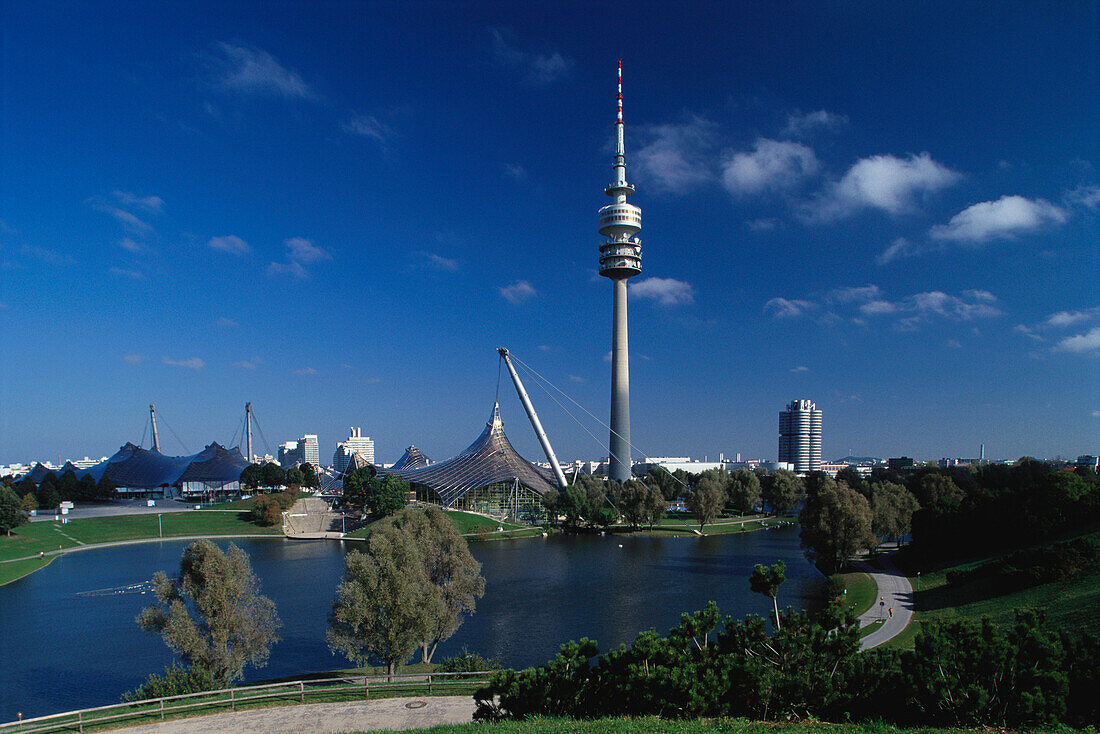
[
  {"x1": 765, "y1": 297, "x2": 816, "y2": 319},
  {"x1": 860, "y1": 300, "x2": 898, "y2": 316},
  {"x1": 284, "y1": 237, "x2": 330, "y2": 264},
  {"x1": 163, "y1": 356, "x2": 204, "y2": 370},
  {"x1": 207, "y1": 235, "x2": 250, "y2": 255},
  {"x1": 1092, "y1": 410, "x2": 1100, "y2": 418},
  {"x1": 267, "y1": 260, "x2": 307, "y2": 278},
  {"x1": 233, "y1": 360, "x2": 258, "y2": 369},
  {"x1": 1015, "y1": 324, "x2": 1043, "y2": 342},
  {"x1": 630, "y1": 277, "x2": 695, "y2": 306},
  {"x1": 908, "y1": 290, "x2": 1002, "y2": 321},
  {"x1": 499, "y1": 280, "x2": 537, "y2": 304},
  {"x1": 211, "y1": 42, "x2": 315, "y2": 99},
  {"x1": 790, "y1": 365, "x2": 809, "y2": 373},
  {"x1": 1065, "y1": 185, "x2": 1100, "y2": 210},
  {"x1": 722, "y1": 138, "x2": 820, "y2": 196},
  {"x1": 293, "y1": 367, "x2": 318, "y2": 375},
  {"x1": 503, "y1": 164, "x2": 527, "y2": 180},
  {"x1": 342, "y1": 114, "x2": 391, "y2": 144},
  {"x1": 1054, "y1": 326, "x2": 1100, "y2": 354},
  {"x1": 781, "y1": 110, "x2": 848, "y2": 138},
  {"x1": 807, "y1": 152, "x2": 960, "y2": 220},
  {"x1": 634, "y1": 117, "x2": 718, "y2": 193},
  {"x1": 217, "y1": 317, "x2": 238, "y2": 328},
  {"x1": 747, "y1": 218, "x2": 778, "y2": 231},
  {"x1": 827, "y1": 285, "x2": 881, "y2": 303},
  {"x1": 423, "y1": 252, "x2": 459, "y2": 271},
  {"x1": 22, "y1": 244, "x2": 76, "y2": 266},
  {"x1": 118, "y1": 238, "x2": 146, "y2": 254},
  {"x1": 109, "y1": 266, "x2": 143, "y2": 279},
  {"x1": 1043, "y1": 308, "x2": 1100, "y2": 328},
  {"x1": 568, "y1": 374, "x2": 586, "y2": 383},
  {"x1": 111, "y1": 191, "x2": 164, "y2": 215},
  {"x1": 122, "y1": 353, "x2": 145, "y2": 365},
  {"x1": 946, "y1": 339, "x2": 963, "y2": 349},
  {"x1": 930, "y1": 195, "x2": 1067, "y2": 243},
  {"x1": 489, "y1": 28, "x2": 573, "y2": 84},
  {"x1": 877, "y1": 237, "x2": 924, "y2": 265}
]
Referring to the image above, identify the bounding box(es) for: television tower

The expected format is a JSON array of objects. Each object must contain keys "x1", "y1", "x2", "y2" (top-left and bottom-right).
[{"x1": 598, "y1": 60, "x2": 642, "y2": 481}]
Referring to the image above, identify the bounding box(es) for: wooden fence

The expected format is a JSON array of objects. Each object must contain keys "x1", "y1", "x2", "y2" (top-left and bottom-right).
[{"x1": 0, "y1": 671, "x2": 492, "y2": 734}]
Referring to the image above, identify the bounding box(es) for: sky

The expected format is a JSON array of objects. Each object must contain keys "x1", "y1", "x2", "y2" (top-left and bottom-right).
[{"x1": 1, "y1": 1, "x2": 1097, "y2": 466}]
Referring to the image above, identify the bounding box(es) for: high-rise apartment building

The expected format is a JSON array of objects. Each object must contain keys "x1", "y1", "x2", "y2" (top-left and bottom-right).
[
  {"x1": 333, "y1": 427, "x2": 375, "y2": 473},
  {"x1": 278, "y1": 434, "x2": 320, "y2": 468},
  {"x1": 778, "y1": 400, "x2": 822, "y2": 473}
]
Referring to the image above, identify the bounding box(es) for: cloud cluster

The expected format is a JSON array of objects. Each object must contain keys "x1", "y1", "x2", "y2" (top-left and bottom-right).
[
  {"x1": 210, "y1": 42, "x2": 315, "y2": 99},
  {"x1": 163, "y1": 356, "x2": 204, "y2": 370},
  {"x1": 781, "y1": 110, "x2": 848, "y2": 138},
  {"x1": 630, "y1": 277, "x2": 695, "y2": 306},
  {"x1": 268, "y1": 237, "x2": 331, "y2": 278},
  {"x1": 489, "y1": 28, "x2": 573, "y2": 84},
  {"x1": 806, "y1": 153, "x2": 961, "y2": 221},
  {"x1": 1017, "y1": 307, "x2": 1100, "y2": 355},
  {"x1": 723, "y1": 139, "x2": 820, "y2": 196},
  {"x1": 767, "y1": 285, "x2": 1003, "y2": 331},
  {"x1": 499, "y1": 280, "x2": 537, "y2": 304},
  {"x1": 207, "y1": 235, "x2": 250, "y2": 255},
  {"x1": 929, "y1": 195, "x2": 1067, "y2": 243},
  {"x1": 633, "y1": 117, "x2": 719, "y2": 193},
  {"x1": 88, "y1": 190, "x2": 162, "y2": 236}
]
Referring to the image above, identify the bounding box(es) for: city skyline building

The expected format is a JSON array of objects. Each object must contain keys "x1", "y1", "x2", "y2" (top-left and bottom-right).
[
  {"x1": 598, "y1": 61, "x2": 643, "y2": 482},
  {"x1": 278, "y1": 434, "x2": 320, "y2": 468},
  {"x1": 778, "y1": 399, "x2": 823, "y2": 474},
  {"x1": 333, "y1": 427, "x2": 375, "y2": 473}
]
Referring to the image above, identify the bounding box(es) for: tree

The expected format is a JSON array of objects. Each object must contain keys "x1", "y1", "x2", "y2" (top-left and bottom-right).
[
  {"x1": 368, "y1": 474, "x2": 409, "y2": 517},
  {"x1": 300, "y1": 462, "x2": 319, "y2": 488},
  {"x1": 36, "y1": 480, "x2": 60, "y2": 511},
  {"x1": 643, "y1": 483, "x2": 666, "y2": 529},
  {"x1": 260, "y1": 462, "x2": 285, "y2": 490},
  {"x1": 688, "y1": 478, "x2": 724, "y2": 532},
  {"x1": 749, "y1": 561, "x2": 786, "y2": 631},
  {"x1": 58, "y1": 470, "x2": 80, "y2": 501},
  {"x1": 96, "y1": 473, "x2": 116, "y2": 500},
  {"x1": 799, "y1": 477, "x2": 876, "y2": 575},
  {"x1": 136, "y1": 540, "x2": 281, "y2": 686},
  {"x1": 916, "y1": 473, "x2": 963, "y2": 515},
  {"x1": 21, "y1": 492, "x2": 39, "y2": 513},
  {"x1": 341, "y1": 465, "x2": 377, "y2": 510},
  {"x1": 240, "y1": 464, "x2": 263, "y2": 492},
  {"x1": 558, "y1": 484, "x2": 590, "y2": 528},
  {"x1": 78, "y1": 474, "x2": 98, "y2": 501},
  {"x1": 284, "y1": 466, "x2": 304, "y2": 489},
  {"x1": 327, "y1": 521, "x2": 442, "y2": 675},
  {"x1": 871, "y1": 481, "x2": 920, "y2": 547},
  {"x1": 398, "y1": 507, "x2": 486, "y2": 663},
  {"x1": 617, "y1": 480, "x2": 649, "y2": 530},
  {"x1": 0, "y1": 486, "x2": 27, "y2": 534},
  {"x1": 728, "y1": 469, "x2": 761, "y2": 516},
  {"x1": 762, "y1": 469, "x2": 805, "y2": 515}
]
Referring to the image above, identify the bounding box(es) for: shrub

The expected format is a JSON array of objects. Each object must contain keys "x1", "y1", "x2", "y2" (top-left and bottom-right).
[
  {"x1": 438, "y1": 645, "x2": 501, "y2": 678},
  {"x1": 121, "y1": 663, "x2": 216, "y2": 702}
]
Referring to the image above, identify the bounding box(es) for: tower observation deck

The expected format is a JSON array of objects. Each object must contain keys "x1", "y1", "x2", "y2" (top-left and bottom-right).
[{"x1": 599, "y1": 61, "x2": 641, "y2": 482}]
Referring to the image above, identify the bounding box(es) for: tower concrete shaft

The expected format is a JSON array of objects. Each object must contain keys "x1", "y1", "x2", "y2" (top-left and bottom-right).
[{"x1": 598, "y1": 61, "x2": 642, "y2": 482}]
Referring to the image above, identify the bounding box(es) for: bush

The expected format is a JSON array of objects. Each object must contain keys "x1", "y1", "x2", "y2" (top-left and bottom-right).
[
  {"x1": 121, "y1": 664, "x2": 216, "y2": 702},
  {"x1": 250, "y1": 496, "x2": 284, "y2": 526},
  {"x1": 945, "y1": 537, "x2": 1100, "y2": 593},
  {"x1": 438, "y1": 645, "x2": 501, "y2": 677}
]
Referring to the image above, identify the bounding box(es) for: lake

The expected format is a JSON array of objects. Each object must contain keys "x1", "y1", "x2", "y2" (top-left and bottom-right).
[{"x1": 0, "y1": 526, "x2": 819, "y2": 720}]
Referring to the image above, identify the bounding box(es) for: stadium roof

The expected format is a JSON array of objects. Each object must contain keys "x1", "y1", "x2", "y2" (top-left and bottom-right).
[
  {"x1": 390, "y1": 445, "x2": 432, "y2": 471},
  {"x1": 386, "y1": 403, "x2": 559, "y2": 505},
  {"x1": 24, "y1": 442, "x2": 250, "y2": 489}
]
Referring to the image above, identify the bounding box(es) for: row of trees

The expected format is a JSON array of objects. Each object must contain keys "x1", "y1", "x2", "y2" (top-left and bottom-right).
[
  {"x1": 473, "y1": 598, "x2": 1098, "y2": 728},
  {"x1": 133, "y1": 506, "x2": 485, "y2": 692},
  {"x1": 340, "y1": 466, "x2": 409, "y2": 517},
  {"x1": 239, "y1": 462, "x2": 318, "y2": 492},
  {"x1": 3, "y1": 470, "x2": 116, "y2": 511}
]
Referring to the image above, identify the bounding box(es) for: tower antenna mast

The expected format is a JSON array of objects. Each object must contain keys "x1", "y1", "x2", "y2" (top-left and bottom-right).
[{"x1": 149, "y1": 404, "x2": 161, "y2": 453}]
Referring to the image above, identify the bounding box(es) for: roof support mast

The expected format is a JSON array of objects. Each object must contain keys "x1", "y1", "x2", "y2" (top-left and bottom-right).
[
  {"x1": 245, "y1": 402, "x2": 253, "y2": 463},
  {"x1": 497, "y1": 348, "x2": 569, "y2": 489},
  {"x1": 149, "y1": 404, "x2": 161, "y2": 453}
]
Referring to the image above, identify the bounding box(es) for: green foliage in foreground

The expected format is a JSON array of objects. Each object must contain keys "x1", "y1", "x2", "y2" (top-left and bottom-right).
[
  {"x1": 371, "y1": 718, "x2": 999, "y2": 734},
  {"x1": 122, "y1": 663, "x2": 216, "y2": 702},
  {"x1": 474, "y1": 601, "x2": 1098, "y2": 729}
]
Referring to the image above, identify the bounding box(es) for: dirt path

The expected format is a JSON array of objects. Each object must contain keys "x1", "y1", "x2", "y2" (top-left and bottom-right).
[{"x1": 107, "y1": 695, "x2": 476, "y2": 733}]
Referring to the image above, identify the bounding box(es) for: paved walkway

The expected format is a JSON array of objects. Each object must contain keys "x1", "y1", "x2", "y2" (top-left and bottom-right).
[
  {"x1": 108, "y1": 696, "x2": 477, "y2": 734},
  {"x1": 856, "y1": 554, "x2": 914, "y2": 649}
]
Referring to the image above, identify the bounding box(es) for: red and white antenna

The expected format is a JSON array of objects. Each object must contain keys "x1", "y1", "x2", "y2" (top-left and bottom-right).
[{"x1": 616, "y1": 59, "x2": 623, "y2": 124}]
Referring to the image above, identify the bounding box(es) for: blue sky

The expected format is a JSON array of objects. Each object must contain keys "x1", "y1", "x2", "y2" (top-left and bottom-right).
[{"x1": 1, "y1": 1, "x2": 1097, "y2": 466}]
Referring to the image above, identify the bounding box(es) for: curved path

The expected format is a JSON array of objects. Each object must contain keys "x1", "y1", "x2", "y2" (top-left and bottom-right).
[
  {"x1": 108, "y1": 695, "x2": 476, "y2": 734},
  {"x1": 856, "y1": 554, "x2": 914, "y2": 649}
]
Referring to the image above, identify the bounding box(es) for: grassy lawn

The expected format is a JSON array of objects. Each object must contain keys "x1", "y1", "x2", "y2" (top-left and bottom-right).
[
  {"x1": 344, "y1": 510, "x2": 545, "y2": 542},
  {"x1": 366, "y1": 717, "x2": 993, "y2": 734},
  {"x1": 880, "y1": 530, "x2": 1100, "y2": 650},
  {"x1": 839, "y1": 571, "x2": 876, "y2": 617},
  {"x1": 0, "y1": 511, "x2": 279, "y2": 584},
  {"x1": 609, "y1": 515, "x2": 792, "y2": 538}
]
